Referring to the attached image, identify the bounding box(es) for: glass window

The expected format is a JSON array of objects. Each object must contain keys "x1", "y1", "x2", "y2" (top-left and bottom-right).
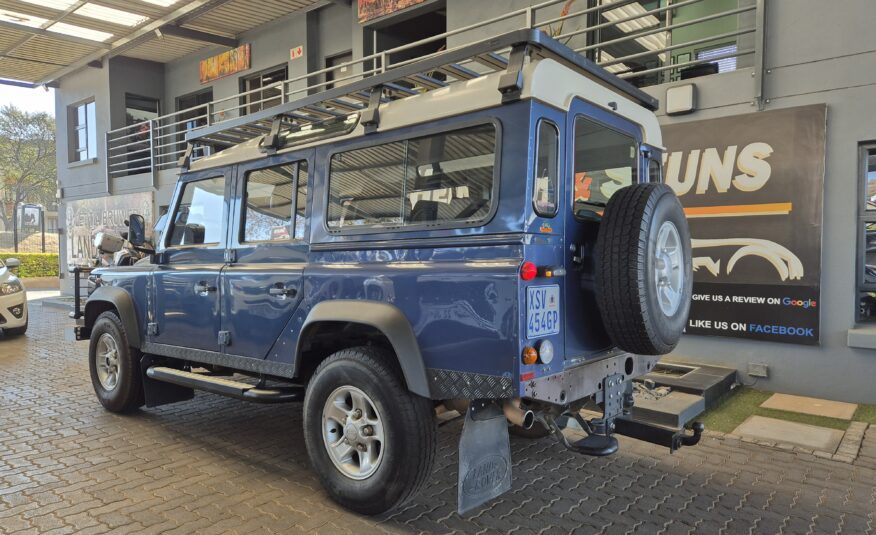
[
  {"x1": 866, "y1": 150, "x2": 876, "y2": 211},
  {"x1": 534, "y1": 120, "x2": 559, "y2": 216},
  {"x1": 242, "y1": 65, "x2": 288, "y2": 115},
  {"x1": 240, "y1": 161, "x2": 308, "y2": 242},
  {"x1": 859, "y1": 147, "x2": 876, "y2": 321},
  {"x1": 68, "y1": 100, "x2": 96, "y2": 163},
  {"x1": 295, "y1": 162, "x2": 308, "y2": 240},
  {"x1": 648, "y1": 158, "x2": 661, "y2": 182},
  {"x1": 168, "y1": 176, "x2": 226, "y2": 247},
  {"x1": 328, "y1": 124, "x2": 497, "y2": 230},
  {"x1": 243, "y1": 164, "x2": 296, "y2": 242},
  {"x1": 328, "y1": 141, "x2": 406, "y2": 228},
  {"x1": 573, "y1": 117, "x2": 638, "y2": 217}
]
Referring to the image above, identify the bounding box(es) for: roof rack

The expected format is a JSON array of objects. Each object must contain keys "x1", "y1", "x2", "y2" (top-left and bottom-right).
[{"x1": 180, "y1": 29, "x2": 658, "y2": 169}]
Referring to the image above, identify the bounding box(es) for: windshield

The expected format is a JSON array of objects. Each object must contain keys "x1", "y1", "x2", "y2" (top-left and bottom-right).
[{"x1": 573, "y1": 116, "x2": 638, "y2": 216}]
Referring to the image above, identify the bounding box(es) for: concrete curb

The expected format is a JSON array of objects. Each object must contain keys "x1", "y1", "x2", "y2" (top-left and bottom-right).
[
  {"x1": 703, "y1": 423, "x2": 870, "y2": 464},
  {"x1": 39, "y1": 298, "x2": 73, "y2": 312}
]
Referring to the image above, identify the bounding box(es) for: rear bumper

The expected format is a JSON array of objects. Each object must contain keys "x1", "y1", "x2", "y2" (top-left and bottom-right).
[{"x1": 523, "y1": 352, "x2": 659, "y2": 405}]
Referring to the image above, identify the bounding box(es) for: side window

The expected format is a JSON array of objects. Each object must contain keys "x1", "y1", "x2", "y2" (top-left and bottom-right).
[
  {"x1": 327, "y1": 124, "x2": 497, "y2": 229},
  {"x1": 573, "y1": 117, "x2": 638, "y2": 217},
  {"x1": 294, "y1": 161, "x2": 308, "y2": 240},
  {"x1": 648, "y1": 157, "x2": 662, "y2": 183},
  {"x1": 241, "y1": 161, "x2": 309, "y2": 242},
  {"x1": 328, "y1": 142, "x2": 406, "y2": 228},
  {"x1": 534, "y1": 120, "x2": 559, "y2": 216},
  {"x1": 243, "y1": 163, "x2": 295, "y2": 242},
  {"x1": 168, "y1": 176, "x2": 226, "y2": 247},
  {"x1": 858, "y1": 146, "x2": 876, "y2": 321}
]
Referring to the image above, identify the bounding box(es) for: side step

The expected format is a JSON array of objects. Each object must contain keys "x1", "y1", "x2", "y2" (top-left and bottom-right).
[{"x1": 146, "y1": 366, "x2": 304, "y2": 404}]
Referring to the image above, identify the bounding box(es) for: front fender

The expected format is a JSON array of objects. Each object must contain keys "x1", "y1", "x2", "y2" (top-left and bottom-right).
[
  {"x1": 298, "y1": 300, "x2": 430, "y2": 398},
  {"x1": 85, "y1": 286, "x2": 142, "y2": 348}
]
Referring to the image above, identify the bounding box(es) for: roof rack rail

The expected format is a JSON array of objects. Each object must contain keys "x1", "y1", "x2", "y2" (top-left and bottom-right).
[{"x1": 180, "y1": 29, "x2": 658, "y2": 168}]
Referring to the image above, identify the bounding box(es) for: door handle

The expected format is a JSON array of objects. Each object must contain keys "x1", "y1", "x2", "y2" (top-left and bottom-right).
[
  {"x1": 269, "y1": 285, "x2": 297, "y2": 298},
  {"x1": 194, "y1": 281, "x2": 217, "y2": 295}
]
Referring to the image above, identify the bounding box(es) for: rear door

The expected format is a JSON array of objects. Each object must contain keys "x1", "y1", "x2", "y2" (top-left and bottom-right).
[
  {"x1": 220, "y1": 154, "x2": 310, "y2": 359},
  {"x1": 563, "y1": 99, "x2": 643, "y2": 360},
  {"x1": 153, "y1": 169, "x2": 231, "y2": 352}
]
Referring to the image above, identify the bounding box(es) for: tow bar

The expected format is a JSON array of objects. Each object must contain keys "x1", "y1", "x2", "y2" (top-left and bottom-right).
[
  {"x1": 614, "y1": 417, "x2": 704, "y2": 453},
  {"x1": 545, "y1": 412, "x2": 704, "y2": 456}
]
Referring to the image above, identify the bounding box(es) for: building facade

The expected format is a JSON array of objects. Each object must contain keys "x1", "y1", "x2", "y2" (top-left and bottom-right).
[{"x1": 48, "y1": 0, "x2": 876, "y2": 403}]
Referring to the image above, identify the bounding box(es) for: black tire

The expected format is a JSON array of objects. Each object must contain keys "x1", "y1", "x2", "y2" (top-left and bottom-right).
[
  {"x1": 4, "y1": 318, "x2": 27, "y2": 336},
  {"x1": 595, "y1": 183, "x2": 693, "y2": 355},
  {"x1": 88, "y1": 311, "x2": 144, "y2": 413},
  {"x1": 509, "y1": 422, "x2": 551, "y2": 439},
  {"x1": 303, "y1": 346, "x2": 436, "y2": 515}
]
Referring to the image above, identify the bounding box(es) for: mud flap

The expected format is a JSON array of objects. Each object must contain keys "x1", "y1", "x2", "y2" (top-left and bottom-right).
[
  {"x1": 457, "y1": 400, "x2": 512, "y2": 515},
  {"x1": 140, "y1": 355, "x2": 194, "y2": 408}
]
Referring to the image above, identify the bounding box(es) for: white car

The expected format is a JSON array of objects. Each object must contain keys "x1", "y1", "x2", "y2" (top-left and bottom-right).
[{"x1": 0, "y1": 257, "x2": 27, "y2": 336}]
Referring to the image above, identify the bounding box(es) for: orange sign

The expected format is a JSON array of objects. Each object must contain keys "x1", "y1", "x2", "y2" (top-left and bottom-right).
[
  {"x1": 358, "y1": 0, "x2": 428, "y2": 23},
  {"x1": 199, "y1": 44, "x2": 251, "y2": 84},
  {"x1": 290, "y1": 45, "x2": 304, "y2": 60}
]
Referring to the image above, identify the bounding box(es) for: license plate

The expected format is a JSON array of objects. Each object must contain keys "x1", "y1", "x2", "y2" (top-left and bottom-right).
[{"x1": 526, "y1": 285, "x2": 560, "y2": 339}]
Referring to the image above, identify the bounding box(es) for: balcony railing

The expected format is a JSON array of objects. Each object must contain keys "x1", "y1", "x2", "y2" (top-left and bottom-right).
[{"x1": 104, "y1": 0, "x2": 761, "y2": 187}]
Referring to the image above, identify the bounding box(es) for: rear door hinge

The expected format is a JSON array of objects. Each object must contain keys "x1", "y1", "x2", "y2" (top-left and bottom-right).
[
  {"x1": 218, "y1": 330, "x2": 231, "y2": 347},
  {"x1": 147, "y1": 322, "x2": 159, "y2": 336},
  {"x1": 224, "y1": 249, "x2": 236, "y2": 264}
]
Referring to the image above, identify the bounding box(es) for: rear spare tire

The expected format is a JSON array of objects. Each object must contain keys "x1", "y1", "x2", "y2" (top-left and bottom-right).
[{"x1": 594, "y1": 183, "x2": 692, "y2": 355}]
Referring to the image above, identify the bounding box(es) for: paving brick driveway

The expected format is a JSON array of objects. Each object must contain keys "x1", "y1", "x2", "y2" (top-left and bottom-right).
[{"x1": 1, "y1": 297, "x2": 875, "y2": 534}]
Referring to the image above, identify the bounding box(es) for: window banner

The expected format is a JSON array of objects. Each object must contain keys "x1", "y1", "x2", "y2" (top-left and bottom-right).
[
  {"x1": 358, "y1": 0, "x2": 429, "y2": 23},
  {"x1": 662, "y1": 104, "x2": 826, "y2": 345},
  {"x1": 65, "y1": 192, "x2": 153, "y2": 269}
]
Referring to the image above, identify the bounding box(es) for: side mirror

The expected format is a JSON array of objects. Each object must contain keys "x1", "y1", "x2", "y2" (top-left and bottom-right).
[
  {"x1": 127, "y1": 214, "x2": 146, "y2": 247},
  {"x1": 5, "y1": 258, "x2": 20, "y2": 269}
]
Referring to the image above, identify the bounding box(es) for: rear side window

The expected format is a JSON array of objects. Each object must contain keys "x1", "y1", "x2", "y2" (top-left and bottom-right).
[
  {"x1": 573, "y1": 117, "x2": 638, "y2": 217},
  {"x1": 242, "y1": 161, "x2": 308, "y2": 242},
  {"x1": 534, "y1": 120, "x2": 559, "y2": 216},
  {"x1": 327, "y1": 123, "x2": 497, "y2": 230},
  {"x1": 168, "y1": 176, "x2": 226, "y2": 247}
]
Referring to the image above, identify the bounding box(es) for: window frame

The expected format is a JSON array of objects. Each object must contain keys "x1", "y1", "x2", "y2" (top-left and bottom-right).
[
  {"x1": 239, "y1": 160, "x2": 308, "y2": 245},
  {"x1": 532, "y1": 119, "x2": 560, "y2": 218},
  {"x1": 68, "y1": 98, "x2": 97, "y2": 164},
  {"x1": 164, "y1": 174, "x2": 229, "y2": 250},
  {"x1": 571, "y1": 113, "x2": 640, "y2": 220},
  {"x1": 324, "y1": 117, "x2": 503, "y2": 235},
  {"x1": 857, "y1": 143, "x2": 876, "y2": 321},
  {"x1": 239, "y1": 63, "x2": 289, "y2": 115}
]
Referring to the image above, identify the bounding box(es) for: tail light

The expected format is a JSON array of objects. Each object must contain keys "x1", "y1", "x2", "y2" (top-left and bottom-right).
[{"x1": 520, "y1": 261, "x2": 537, "y2": 281}]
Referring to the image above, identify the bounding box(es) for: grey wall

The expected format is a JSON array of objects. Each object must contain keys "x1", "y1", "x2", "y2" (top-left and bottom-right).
[
  {"x1": 642, "y1": 0, "x2": 876, "y2": 403},
  {"x1": 53, "y1": 0, "x2": 876, "y2": 402},
  {"x1": 55, "y1": 63, "x2": 112, "y2": 293},
  {"x1": 108, "y1": 57, "x2": 165, "y2": 131}
]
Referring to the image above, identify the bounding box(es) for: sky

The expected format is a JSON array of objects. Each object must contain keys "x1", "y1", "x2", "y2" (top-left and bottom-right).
[{"x1": 0, "y1": 84, "x2": 55, "y2": 116}]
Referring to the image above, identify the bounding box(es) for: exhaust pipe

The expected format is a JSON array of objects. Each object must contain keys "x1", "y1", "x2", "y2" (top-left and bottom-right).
[{"x1": 503, "y1": 399, "x2": 535, "y2": 429}]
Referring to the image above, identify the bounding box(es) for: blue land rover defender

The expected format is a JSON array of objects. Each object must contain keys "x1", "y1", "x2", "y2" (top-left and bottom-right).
[{"x1": 72, "y1": 30, "x2": 699, "y2": 515}]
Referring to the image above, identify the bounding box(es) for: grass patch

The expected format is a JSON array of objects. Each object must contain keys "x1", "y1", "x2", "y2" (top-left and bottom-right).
[
  {"x1": 698, "y1": 387, "x2": 864, "y2": 433},
  {"x1": 853, "y1": 404, "x2": 876, "y2": 424},
  {"x1": 698, "y1": 387, "x2": 771, "y2": 433}
]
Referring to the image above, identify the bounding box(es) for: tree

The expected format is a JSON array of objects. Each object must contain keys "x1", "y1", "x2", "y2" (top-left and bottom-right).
[{"x1": 0, "y1": 105, "x2": 57, "y2": 231}]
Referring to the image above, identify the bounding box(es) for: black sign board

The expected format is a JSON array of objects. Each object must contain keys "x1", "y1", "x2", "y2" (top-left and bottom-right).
[{"x1": 662, "y1": 104, "x2": 827, "y2": 345}]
